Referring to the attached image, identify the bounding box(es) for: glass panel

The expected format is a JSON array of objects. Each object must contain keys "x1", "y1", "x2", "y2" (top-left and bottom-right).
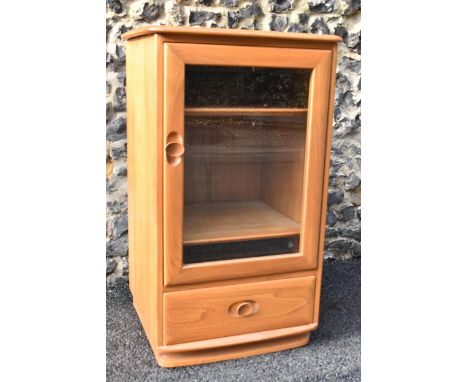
[
  {"x1": 184, "y1": 236, "x2": 300, "y2": 264},
  {"x1": 183, "y1": 66, "x2": 310, "y2": 264},
  {"x1": 186, "y1": 66, "x2": 310, "y2": 107}
]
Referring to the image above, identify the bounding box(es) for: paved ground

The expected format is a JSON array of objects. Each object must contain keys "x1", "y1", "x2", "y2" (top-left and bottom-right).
[{"x1": 107, "y1": 259, "x2": 360, "y2": 381}]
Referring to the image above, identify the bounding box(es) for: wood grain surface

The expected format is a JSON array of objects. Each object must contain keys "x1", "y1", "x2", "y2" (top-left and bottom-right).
[
  {"x1": 183, "y1": 200, "x2": 300, "y2": 245},
  {"x1": 163, "y1": 276, "x2": 316, "y2": 345}
]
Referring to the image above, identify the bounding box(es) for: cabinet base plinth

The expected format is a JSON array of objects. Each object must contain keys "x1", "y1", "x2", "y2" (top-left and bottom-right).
[{"x1": 155, "y1": 332, "x2": 310, "y2": 368}]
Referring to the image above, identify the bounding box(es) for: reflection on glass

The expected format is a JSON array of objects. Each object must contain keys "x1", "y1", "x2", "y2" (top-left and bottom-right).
[
  {"x1": 183, "y1": 66, "x2": 311, "y2": 263},
  {"x1": 186, "y1": 66, "x2": 310, "y2": 107}
]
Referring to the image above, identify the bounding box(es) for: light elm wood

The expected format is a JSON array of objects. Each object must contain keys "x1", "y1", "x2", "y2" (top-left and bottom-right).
[
  {"x1": 313, "y1": 43, "x2": 340, "y2": 324},
  {"x1": 124, "y1": 26, "x2": 340, "y2": 367},
  {"x1": 156, "y1": 332, "x2": 311, "y2": 368},
  {"x1": 167, "y1": 42, "x2": 331, "y2": 69},
  {"x1": 183, "y1": 200, "x2": 300, "y2": 245},
  {"x1": 163, "y1": 269, "x2": 317, "y2": 292},
  {"x1": 125, "y1": 35, "x2": 164, "y2": 351},
  {"x1": 122, "y1": 26, "x2": 341, "y2": 52},
  {"x1": 122, "y1": 25, "x2": 341, "y2": 44},
  {"x1": 163, "y1": 42, "x2": 331, "y2": 287},
  {"x1": 163, "y1": 276, "x2": 315, "y2": 345},
  {"x1": 158, "y1": 323, "x2": 317, "y2": 353},
  {"x1": 185, "y1": 107, "x2": 308, "y2": 116},
  {"x1": 260, "y1": 144, "x2": 306, "y2": 222}
]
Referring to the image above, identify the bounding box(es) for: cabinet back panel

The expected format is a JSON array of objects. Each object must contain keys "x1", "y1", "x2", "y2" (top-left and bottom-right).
[{"x1": 184, "y1": 114, "x2": 306, "y2": 206}]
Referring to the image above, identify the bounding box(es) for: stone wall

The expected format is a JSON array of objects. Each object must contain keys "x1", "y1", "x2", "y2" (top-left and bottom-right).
[{"x1": 106, "y1": 0, "x2": 361, "y2": 282}]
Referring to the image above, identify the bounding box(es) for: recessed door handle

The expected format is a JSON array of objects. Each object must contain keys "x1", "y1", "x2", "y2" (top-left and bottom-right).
[
  {"x1": 165, "y1": 132, "x2": 185, "y2": 166},
  {"x1": 228, "y1": 301, "x2": 259, "y2": 317}
]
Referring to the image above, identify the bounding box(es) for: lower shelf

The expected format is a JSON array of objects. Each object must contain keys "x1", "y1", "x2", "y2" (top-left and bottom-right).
[{"x1": 183, "y1": 200, "x2": 301, "y2": 245}]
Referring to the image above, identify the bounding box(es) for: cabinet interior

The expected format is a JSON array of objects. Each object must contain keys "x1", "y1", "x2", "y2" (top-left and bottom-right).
[
  {"x1": 182, "y1": 65, "x2": 311, "y2": 263},
  {"x1": 183, "y1": 111, "x2": 308, "y2": 261}
]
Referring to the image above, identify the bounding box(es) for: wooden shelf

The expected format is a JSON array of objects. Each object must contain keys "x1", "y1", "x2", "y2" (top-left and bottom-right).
[
  {"x1": 183, "y1": 200, "x2": 300, "y2": 245},
  {"x1": 185, "y1": 107, "x2": 308, "y2": 117}
]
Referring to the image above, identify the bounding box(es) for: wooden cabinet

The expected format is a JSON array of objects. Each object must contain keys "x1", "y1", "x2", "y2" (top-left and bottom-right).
[{"x1": 123, "y1": 26, "x2": 341, "y2": 367}]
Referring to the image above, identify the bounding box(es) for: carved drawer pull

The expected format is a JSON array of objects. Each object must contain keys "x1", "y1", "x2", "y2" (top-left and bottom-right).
[
  {"x1": 228, "y1": 301, "x2": 259, "y2": 317},
  {"x1": 165, "y1": 132, "x2": 185, "y2": 166}
]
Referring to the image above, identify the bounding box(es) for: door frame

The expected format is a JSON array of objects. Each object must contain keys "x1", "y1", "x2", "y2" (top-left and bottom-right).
[{"x1": 163, "y1": 42, "x2": 332, "y2": 286}]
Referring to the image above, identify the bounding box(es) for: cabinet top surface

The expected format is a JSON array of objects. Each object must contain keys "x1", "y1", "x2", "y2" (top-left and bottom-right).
[{"x1": 122, "y1": 25, "x2": 342, "y2": 44}]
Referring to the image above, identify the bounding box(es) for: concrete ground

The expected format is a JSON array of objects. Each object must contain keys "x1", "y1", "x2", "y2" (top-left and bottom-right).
[{"x1": 107, "y1": 259, "x2": 360, "y2": 381}]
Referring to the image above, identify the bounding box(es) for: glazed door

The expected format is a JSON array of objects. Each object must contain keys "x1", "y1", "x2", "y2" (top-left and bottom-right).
[{"x1": 163, "y1": 42, "x2": 332, "y2": 286}]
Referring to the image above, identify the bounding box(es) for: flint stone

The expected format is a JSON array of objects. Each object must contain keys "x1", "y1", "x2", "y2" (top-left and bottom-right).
[
  {"x1": 115, "y1": 44, "x2": 126, "y2": 61},
  {"x1": 342, "y1": 0, "x2": 360, "y2": 16},
  {"x1": 270, "y1": 15, "x2": 288, "y2": 31},
  {"x1": 327, "y1": 238, "x2": 352, "y2": 252},
  {"x1": 106, "y1": 234, "x2": 128, "y2": 257},
  {"x1": 141, "y1": 3, "x2": 163, "y2": 22},
  {"x1": 189, "y1": 11, "x2": 221, "y2": 25},
  {"x1": 339, "y1": 224, "x2": 361, "y2": 241},
  {"x1": 107, "y1": 0, "x2": 123, "y2": 14},
  {"x1": 340, "y1": 56, "x2": 361, "y2": 73},
  {"x1": 107, "y1": 117, "x2": 126, "y2": 141},
  {"x1": 106, "y1": 102, "x2": 112, "y2": 123},
  {"x1": 113, "y1": 87, "x2": 126, "y2": 112},
  {"x1": 270, "y1": 0, "x2": 294, "y2": 13},
  {"x1": 107, "y1": 177, "x2": 127, "y2": 194},
  {"x1": 346, "y1": 172, "x2": 361, "y2": 191},
  {"x1": 228, "y1": 12, "x2": 241, "y2": 28},
  {"x1": 336, "y1": 91, "x2": 355, "y2": 110},
  {"x1": 107, "y1": 200, "x2": 127, "y2": 214},
  {"x1": 311, "y1": 19, "x2": 330, "y2": 34},
  {"x1": 339, "y1": 203, "x2": 355, "y2": 222},
  {"x1": 107, "y1": 258, "x2": 117, "y2": 274},
  {"x1": 308, "y1": 0, "x2": 336, "y2": 13},
  {"x1": 118, "y1": 25, "x2": 131, "y2": 37},
  {"x1": 333, "y1": 115, "x2": 361, "y2": 137},
  {"x1": 345, "y1": 31, "x2": 361, "y2": 51},
  {"x1": 111, "y1": 215, "x2": 128, "y2": 238},
  {"x1": 241, "y1": 3, "x2": 264, "y2": 17},
  {"x1": 169, "y1": 3, "x2": 184, "y2": 25},
  {"x1": 334, "y1": 25, "x2": 347, "y2": 39},
  {"x1": 328, "y1": 188, "x2": 344, "y2": 206},
  {"x1": 221, "y1": 0, "x2": 240, "y2": 6},
  {"x1": 335, "y1": 73, "x2": 352, "y2": 95},
  {"x1": 116, "y1": 71, "x2": 126, "y2": 86},
  {"x1": 326, "y1": 210, "x2": 337, "y2": 226},
  {"x1": 228, "y1": 4, "x2": 264, "y2": 28},
  {"x1": 298, "y1": 13, "x2": 309, "y2": 25},
  {"x1": 288, "y1": 23, "x2": 306, "y2": 33},
  {"x1": 350, "y1": 241, "x2": 361, "y2": 256},
  {"x1": 326, "y1": 227, "x2": 339, "y2": 239},
  {"x1": 113, "y1": 163, "x2": 127, "y2": 177},
  {"x1": 110, "y1": 139, "x2": 127, "y2": 160},
  {"x1": 121, "y1": 257, "x2": 129, "y2": 276}
]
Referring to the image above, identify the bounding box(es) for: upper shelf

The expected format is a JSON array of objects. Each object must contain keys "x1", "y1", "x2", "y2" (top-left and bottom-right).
[
  {"x1": 122, "y1": 26, "x2": 343, "y2": 44},
  {"x1": 185, "y1": 107, "x2": 308, "y2": 117}
]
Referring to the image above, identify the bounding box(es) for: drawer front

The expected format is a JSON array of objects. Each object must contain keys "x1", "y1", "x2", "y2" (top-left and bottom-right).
[{"x1": 163, "y1": 276, "x2": 316, "y2": 345}]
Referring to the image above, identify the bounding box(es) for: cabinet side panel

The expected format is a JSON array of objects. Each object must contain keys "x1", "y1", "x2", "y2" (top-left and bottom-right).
[
  {"x1": 126, "y1": 35, "x2": 163, "y2": 347},
  {"x1": 313, "y1": 44, "x2": 339, "y2": 324}
]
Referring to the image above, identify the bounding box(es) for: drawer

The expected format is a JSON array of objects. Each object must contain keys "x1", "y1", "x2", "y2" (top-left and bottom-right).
[{"x1": 163, "y1": 276, "x2": 316, "y2": 345}]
